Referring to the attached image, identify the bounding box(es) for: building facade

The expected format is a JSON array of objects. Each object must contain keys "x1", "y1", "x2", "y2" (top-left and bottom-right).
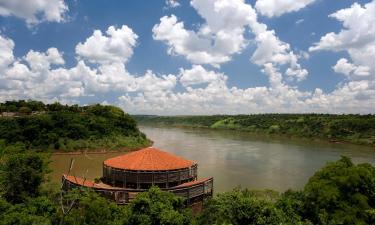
[{"x1": 62, "y1": 147, "x2": 213, "y2": 206}]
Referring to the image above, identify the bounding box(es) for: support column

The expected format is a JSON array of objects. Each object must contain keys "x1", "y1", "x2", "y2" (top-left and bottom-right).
[
  {"x1": 124, "y1": 171, "x2": 127, "y2": 188},
  {"x1": 136, "y1": 171, "x2": 140, "y2": 189},
  {"x1": 166, "y1": 171, "x2": 169, "y2": 188}
]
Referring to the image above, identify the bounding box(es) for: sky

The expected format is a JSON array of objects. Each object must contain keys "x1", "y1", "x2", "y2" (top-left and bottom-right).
[{"x1": 0, "y1": 0, "x2": 374, "y2": 115}]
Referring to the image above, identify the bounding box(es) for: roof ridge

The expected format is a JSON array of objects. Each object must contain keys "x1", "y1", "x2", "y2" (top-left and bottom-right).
[{"x1": 104, "y1": 147, "x2": 196, "y2": 171}]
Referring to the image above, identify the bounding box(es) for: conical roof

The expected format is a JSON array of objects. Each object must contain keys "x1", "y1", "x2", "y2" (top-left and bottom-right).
[{"x1": 104, "y1": 147, "x2": 195, "y2": 171}]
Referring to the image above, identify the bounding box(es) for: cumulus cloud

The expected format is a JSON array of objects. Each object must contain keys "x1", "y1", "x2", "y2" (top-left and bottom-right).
[
  {"x1": 307, "y1": 1, "x2": 375, "y2": 113},
  {"x1": 0, "y1": 27, "x2": 175, "y2": 103},
  {"x1": 76, "y1": 25, "x2": 138, "y2": 65},
  {"x1": 255, "y1": 0, "x2": 316, "y2": 17},
  {"x1": 153, "y1": 0, "x2": 308, "y2": 81},
  {"x1": 309, "y1": 1, "x2": 375, "y2": 109},
  {"x1": 1, "y1": 31, "x2": 375, "y2": 114},
  {"x1": 25, "y1": 48, "x2": 65, "y2": 71},
  {"x1": 153, "y1": 0, "x2": 256, "y2": 67},
  {"x1": 333, "y1": 58, "x2": 370, "y2": 78},
  {"x1": 0, "y1": 0, "x2": 68, "y2": 25},
  {"x1": 165, "y1": 0, "x2": 180, "y2": 8},
  {"x1": 179, "y1": 65, "x2": 226, "y2": 86},
  {"x1": 309, "y1": 1, "x2": 375, "y2": 77},
  {"x1": 1, "y1": 1, "x2": 375, "y2": 115},
  {"x1": 0, "y1": 35, "x2": 14, "y2": 70}
]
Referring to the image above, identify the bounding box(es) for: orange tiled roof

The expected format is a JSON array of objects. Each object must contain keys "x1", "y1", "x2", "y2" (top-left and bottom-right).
[
  {"x1": 63, "y1": 174, "x2": 121, "y2": 189},
  {"x1": 103, "y1": 147, "x2": 195, "y2": 171}
]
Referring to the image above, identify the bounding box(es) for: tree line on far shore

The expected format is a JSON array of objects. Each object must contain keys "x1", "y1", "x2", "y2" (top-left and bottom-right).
[{"x1": 134, "y1": 114, "x2": 375, "y2": 146}]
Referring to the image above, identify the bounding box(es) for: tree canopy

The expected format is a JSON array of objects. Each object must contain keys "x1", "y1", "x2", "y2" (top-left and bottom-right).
[
  {"x1": 134, "y1": 114, "x2": 375, "y2": 146},
  {"x1": 0, "y1": 100, "x2": 150, "y2": 152},
  {"x1": 0, "y1": 154, "x2": 374, "y2": 224}
]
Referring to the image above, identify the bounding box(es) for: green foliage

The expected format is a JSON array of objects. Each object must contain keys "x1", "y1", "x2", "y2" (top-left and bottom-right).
[
  {"x1": 0, "y1": 198, "x2": 53, "y2": 225},
  {"x1": 199, "y1": 188, "x2": 300, "y2": 225},
  {"x1": 0, "y1": 100, "x2": 150, "y2": 152},
  {"x1": 303, "y1": 156, "x2": 375, "y2": 225},
  {"x1": 276, "y1": 190, "x2": 307, "y2": 224},
  {"x1": 60, "y1": 190, "x2": 125, "y2": 225},
  {"x1": 133, "y1": 114, "x2": 375, "y2": 146},
  {"x1": 125, "y1": 186, "x2": 194, "y2": 225},
  {"x1": 0, "y1": 153, "x2": 49, "y2": 203}
]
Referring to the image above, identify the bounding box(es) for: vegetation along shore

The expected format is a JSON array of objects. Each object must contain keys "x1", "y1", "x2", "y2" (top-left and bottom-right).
[
  {"x1": 133, "y1": 114, "x2": 375, "y2": 147},
  {"x1": 0, "y1": 100, "x2": 150, "y2": 153}
]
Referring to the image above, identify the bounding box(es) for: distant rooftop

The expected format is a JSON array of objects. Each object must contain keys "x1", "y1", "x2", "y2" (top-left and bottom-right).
[{"x1": 104, "y1": 147, "x2": 196, "y2": 171}]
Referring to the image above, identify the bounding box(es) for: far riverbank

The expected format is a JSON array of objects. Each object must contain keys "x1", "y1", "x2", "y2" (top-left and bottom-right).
[{"x1": 133, "y1": 114, "x2": 375, "y2": 148}]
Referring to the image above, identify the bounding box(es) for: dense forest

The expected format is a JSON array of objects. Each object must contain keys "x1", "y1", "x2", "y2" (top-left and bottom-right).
[
  {"x1": 134, "y1": 114, "x2": 375, "y2": 146},
  {"x1": 0, "y1": 150, "x2": 374, "y2": 225},
  {"x1": 0, "y1": 100, "x2": 150, "y2": 152}
]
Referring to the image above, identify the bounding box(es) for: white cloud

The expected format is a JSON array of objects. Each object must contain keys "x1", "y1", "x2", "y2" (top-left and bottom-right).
[
  {"x1": 165, "y1": 0, "x2": 180, "y2": 8},
  {"x1": 1, "y1": 1, "x2": 375, "y2": 115},
  {"x1": 179, "y1": 65, "x2": 226, "y2": 86},
  {"x1": 295, "y1": 19, "x2": 304, "y2": 25},
  {"x1": 0, "y1": 0, "x2": 68, "y2": 25},
  {"x1": 333, "y1": 58, "x2": 370, "y2": 78},
  {"x1": 25, "y1": 48, "x2": 65, "y2": 71},
  {"x1": 255, "y1": 0, "x2": 316, "y2": 17},
  {"x1": 0, "y1": 35, "x2": 14, "y2": 70},
  {"x1": 118, "y1": 64, "x2": 312, "y2": 115},
  {"x1": 1, "y1": 30, "x2": 375, "y2": 114},
  {"x1": 76, "y1": 25, "x2": 138, "y2": 65},
  {"x1": 250, "y1": 26, "x2": 308, "y2": 81},
  {"x1": 310, "y1": 1, "x2": 375, "y2": 77},
  {"x1": 153, "y1": 0, "x2": 255, "y2": 67},
  {"x1": 308, "y1": 1, "x2": 375, "y2": 112},
  {"x1": 153, "y1": 0, "x2": 308, "y2": 81},
  {"x1": 0, "y1": 21, "x2": 182, "y2": 104}
]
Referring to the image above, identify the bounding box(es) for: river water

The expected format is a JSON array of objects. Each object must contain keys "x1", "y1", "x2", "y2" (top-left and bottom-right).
[{"x1": 50, "y1": 125, "x2": 375, "y2": 193}]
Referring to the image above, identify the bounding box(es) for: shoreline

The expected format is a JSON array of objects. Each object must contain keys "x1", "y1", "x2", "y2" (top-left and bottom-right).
[
  {"x1": 138, "y1": 123, "x2": 374, "y2": 149},
  {"x1": 52, "y1": 144, "x2": 152, "y2": 155}
]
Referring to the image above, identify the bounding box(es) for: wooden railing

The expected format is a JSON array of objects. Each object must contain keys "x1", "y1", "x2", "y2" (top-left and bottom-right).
[{"x1": 62, "y1": 175, "x2": 213, "y2": 205}]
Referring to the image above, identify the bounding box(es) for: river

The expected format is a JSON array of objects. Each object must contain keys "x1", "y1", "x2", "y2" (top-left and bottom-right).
[{"x1": 51, "y1": 125, "x2": 375, "y2": 193}]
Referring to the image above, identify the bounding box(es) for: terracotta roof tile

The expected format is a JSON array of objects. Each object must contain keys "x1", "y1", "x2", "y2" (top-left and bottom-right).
[
  {"x1": 63, "y1": 174, "x2": 121, "y2": 189},
  {"x1": 104, "y1": 147, "x2": 195, "y2": 171}
]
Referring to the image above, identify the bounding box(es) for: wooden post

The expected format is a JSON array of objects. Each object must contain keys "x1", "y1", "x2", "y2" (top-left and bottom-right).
[
  {"x1": 187, "y1": 188, "x2": 190, "y2": 205},
  {"x1": 166, "y1": 171, "x2": 169, "y2": 188},
  {"x1": 112, "y1": 168, "x2": 115, "y2": 186},
  {"x1": 195, "y1": 165, "x2": 198, "y2": 180},
  {"x1": 124, "y1": 171, "x2": 127, "y2": 188},
  {"x1": 136, "y1": 171, "x2": 140, "y2": 189}
]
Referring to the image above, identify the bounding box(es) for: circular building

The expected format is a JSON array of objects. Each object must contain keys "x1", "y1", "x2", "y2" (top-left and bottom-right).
[
  {"x1": 62, "y1": 147, "x2": 213, "y2": 207},
  {"x1": 103, "y1": 147, "x2": 198, "y2": 189}
]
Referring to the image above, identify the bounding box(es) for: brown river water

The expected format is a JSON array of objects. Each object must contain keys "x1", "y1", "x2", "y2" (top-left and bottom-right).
[{"x1": 50, "y1": 125, "x2": 375, "y2": 193}]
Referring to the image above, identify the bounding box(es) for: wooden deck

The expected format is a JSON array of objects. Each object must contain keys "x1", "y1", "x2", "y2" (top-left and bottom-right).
[{"x1": 62, "y1": 174, "x2": 213, "y2": 205}]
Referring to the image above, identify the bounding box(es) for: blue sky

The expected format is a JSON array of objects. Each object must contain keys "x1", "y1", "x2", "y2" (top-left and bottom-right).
[{"x1": 0, "y1": 0, "x2": 374, "y2": 114}]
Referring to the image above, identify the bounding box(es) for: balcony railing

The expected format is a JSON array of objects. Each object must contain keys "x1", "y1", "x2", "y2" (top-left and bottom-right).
[{"x1": 62, "y1": 174, "x2": 213, "y2": 204}]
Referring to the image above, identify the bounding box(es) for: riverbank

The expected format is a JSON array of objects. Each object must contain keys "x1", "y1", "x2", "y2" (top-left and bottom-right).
[{"x1": 133, "y1": 114, "x2": 375, "y2": 148}]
